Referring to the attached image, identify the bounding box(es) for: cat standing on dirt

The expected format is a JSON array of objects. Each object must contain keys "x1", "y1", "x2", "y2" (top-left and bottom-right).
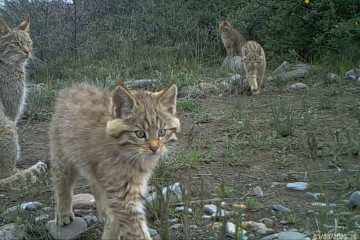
[
  {"x1": 241, "y1": 41, "x2": 266, "y2": 95},
  {"x1": 219, "y1": 20, "x2": 246, "y2": 58},
  {"x1": 50, "y1": 83, "x2": 180, "y2": 240},
  {"x1": 0, "y1": 16, "x2": 47, "y2": 189}
]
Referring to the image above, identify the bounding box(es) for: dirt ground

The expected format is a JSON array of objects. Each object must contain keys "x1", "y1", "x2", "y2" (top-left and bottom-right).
[{"x1": 2, "y1": 84, "x2": 360, "y2": 239}]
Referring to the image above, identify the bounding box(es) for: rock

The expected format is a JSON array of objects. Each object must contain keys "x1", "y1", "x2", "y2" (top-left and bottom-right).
[
  {"x1": 243, "y1": 221, "x2": 266, "y2": 231},
  {"x1": 168, "y1": 218, "x2": 179, "y2": 223},
  {"x1": 206, "y1": 222, "x2": 222, "y2": 230},
  {"x1": 288, "y1": 83, "x2": 309, "y2": 90},
  {"x1": 147, "y1": 182, "x2": 187, "y2": 204},
  {"x1": 305, "y1": 192, "x2": 318, "y2": 200},
  {"x1": 202, "y1": 215, "x2": 212, "y2": 220},
  {"x1": 174, "y1": 206, "x2": 192, "y2": 213},
  {"x1": 0, "y1": 223, "x2": 25, "y2": 240},
  {"x1": 344, "y1": 69, "x2": 360, "y2": 81},
  {"x1": 82, "y1": 215, "x2": 98, "y2": 227},
  {"x1": 328, "y1": 203, "x2": 337, "y2": 209},
  {"x1": 259, "y1": 218, "x2": 274, "y2": 227},
  {"x1": 257, "y1": 228, "x2": 275, "y2": 235},
  {"x1": 225, "y1": 222, "x2": 247, "y2": 238},
  {"x1": 203, "y1": 204, "x2": 217, "y2": 215},
  {"x1": 327, "y1": 73, "x2": 340, "y2": 82},
  {"x1": 272, "y1": 205, "x2": 291, "y2": 213},
  {"x1": 0, "y1": 194, "x2": 5, "y2": 199},
  {"x1": 46, "y1": 217, "x2": 87, "y2": 240},
  {"x1": 286, "y1": 182, "x2": 308, "y2": 191},
  {"x1": 169, "y1": 224, "x2": 183, "y2": 230},
  {"x1": 267, "y1": 69, "x2": 308, "y2": 82},
  {"x1": 124, "y1": 79, "x2": 159, "y2": 89},
  {"x1": 6, "y1": 201, "x2": 43, "y2": 213},
  {"x1": 72, "y1": 193, "x2": 96, "y2": 209},
  {"x1": 278, "y1": 231, "x2": 305, "y2": 240},
  {"x1": 220, "y1": 80, "x2": 230, "y2": 90},
  {"x1": 35, "y1": 214, "x2": 49, "y2": 222},
  {"x1": 349, "y1": 191, "x2": 360, "y2": 206},
  {"x1": 253, "y1": 186, "x2": 264, "y2": 197},
  {"x1": 212, "y1": 209, "x2": 235, "y2": 218},
  {"x1": 221, "y1": 56, "x2": 245, "y2": 74},
  {"x1": 259, "y1": 233, "x2": 278, "y2": 240},
  {"x1": 229, "y1": 74, "x2": 242, "y2": 83},
  {"x1": 232, "y1": 203, "x2": 247, "y2": 209},
  {"x1": 148, "y1": 228, "x2": 158, "y2": 237},
  {"x1": 272, "y1": 61, "x2": 290, "y2": 75},
  {"x1": 270, "y1": 182, "x2": 284, "y2": 188},
  {"x1": 311, "y1": 202, "x2": 327, "y2": 207}
]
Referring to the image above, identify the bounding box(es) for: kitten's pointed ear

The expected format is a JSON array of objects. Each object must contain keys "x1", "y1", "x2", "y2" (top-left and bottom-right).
[
  {"x1": 158, "y1": 84, "x2": 177, "y2": 115},
  {"x1": 0, "y1": 18, "x2": 11, "y2": 36},
  {"x1": 17, "y1": 15, "x2": 30, "y2": 32},
  {"x1": 111, "y1": 86, "x2": 137, "y2": 118}
]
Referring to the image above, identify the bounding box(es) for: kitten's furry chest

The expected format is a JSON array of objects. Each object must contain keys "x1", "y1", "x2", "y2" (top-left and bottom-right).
[{"x1": 0, "y1": 61, "x2": 26, "y2": 123}]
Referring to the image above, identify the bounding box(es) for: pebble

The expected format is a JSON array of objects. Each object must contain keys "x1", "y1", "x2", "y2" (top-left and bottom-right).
[
  {"x1": 272, "y1": 61, "x2": 290, "y2": 75},
  {"x1": 232, "y1": 203, "x2": 247, "y2": 209},
  {"x1": 0, "y1": 194, "x2": 5, "y2": 199},
  {"x1": 344, "y1": 69, "x2": 360, "y2": 81},
  {"x1": 278, "y1": 231, "x2": 305, "y2": 240},
  {"x1": 289, "y1": 83, "x2": 309, "y2": 90},
  {"x1": 270, "y1": 182, "x2": 284, "y2": 188},
  {"x1": 169, "y1": 224, "x2": 183, "y2": 230},
  {"x1": 0, "y1": 223, "x2": 25, "y2": 240},
  {"x1": 202, "y1": 215, "x2": 212, "y2": 220},
  {"x1": 253, "y1": 186, "x2": 264, "y2": 197},
  {"x1": 148, "y1": 228, "x2": 158, "y2": 237},
  {"x1": 35, "y1": 214, "x2": 49, "y2": 222},
  {"x1": 46, "y1": 217, "x2": 87, "y2": 240},
  {"x1": 273, "y1": 204, "x2": 291, "y2": 213},
  {"x1": 147, "y1": 182, "x2": 186, "y2": 204},
  {"x1": 72, "y1": 193, "x2": 96, "y2": 209},
  {"x1": 328, "y1": 203, "x2": 337, "y2": 209},
  {"x1": 259, "y1": 218, "x2": 274, "y2": 227},
  {"x1": 212, "y1": 209, "x2": 235, "y2": 218},
  {"x1": 257, "y1": 228, "x2": 275, "y2": 235},
  {"x1": 286, "y1": 182, "x2": 308, "y2": 191},
  {"x1": 203, "y1": 204, "x2": 217, "y2": 214},
  {"x1": 6, "y1": 201, "x2": 43, "y2": 213},
  {"x1": 225, "y1": 222, "x2": 247, "y2": 238},
  {"x1": 259, "y1": 233, "x2": 278, "y2": 240},
  {"x1": 311, "y1": 202, "x2": 327, "y2": 207},
  {"x1": 349, "y1": 191, "x2": 360, "y2": 206},
  {"x1": 206, "y1": 222, "x2": 222, "y2": 230},
  {"x1": 243, "y1": 221, "x2": 266, "y2": 231},
  {"x1": 174, "y1": 206, "x2": 192, "y2": 213},
  {"x1": 314, "y1": 193, "x2": 326, "y2": 198},
  {"x1": 305, "y1": 192, "x2": 318, "y2": 200},
  {"x1": 167, "y1": 217, "x2": 179, "y2": 223},
  {"x1": 83, "y1": 215, "x2": 98, "y2": 227}
]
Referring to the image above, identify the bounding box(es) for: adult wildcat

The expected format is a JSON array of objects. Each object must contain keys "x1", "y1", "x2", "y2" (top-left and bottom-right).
[
  {"x1": 219, "y1": 20, "x2": 246, "y2": 58},
  {"x1": 50, "y1": 83, "x2": 180, "y2": 239}
]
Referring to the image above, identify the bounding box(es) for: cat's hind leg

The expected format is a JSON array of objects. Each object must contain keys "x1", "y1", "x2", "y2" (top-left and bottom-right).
[{"x1": 53, "y1": 161, "x2": 78, "y2": 226}]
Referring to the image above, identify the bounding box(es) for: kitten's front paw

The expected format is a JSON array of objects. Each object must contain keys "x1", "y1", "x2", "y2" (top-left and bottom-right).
[
  {"x1": 56, "y1": 212, "x2": 74, "y2": 226},
  {"x1": 31, "y1": 161, "x2": 48, "y2": 173}
]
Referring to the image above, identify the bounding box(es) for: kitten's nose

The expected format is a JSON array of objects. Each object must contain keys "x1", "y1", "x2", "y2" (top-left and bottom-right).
[
  {"x1": 150, "y1": 146, "x2": 158, "y2": 153},
  {"x1": 23, "y1": 47, "x2": 31, "y2": 55}
]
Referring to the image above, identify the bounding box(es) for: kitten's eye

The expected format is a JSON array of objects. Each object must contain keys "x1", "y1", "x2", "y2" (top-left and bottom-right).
[
  {"x1": 27, "y1": 41, "x2": 32, "y2": 46},
  {"x1": 135, "y1": 130, "x2": 146, "y2": 138},
  {"x1": 158, "y1": 129, "x2": 166, "y2": 137},
  {"x1": 12, "y1": 42, "x2": 21, "y2": 46}
]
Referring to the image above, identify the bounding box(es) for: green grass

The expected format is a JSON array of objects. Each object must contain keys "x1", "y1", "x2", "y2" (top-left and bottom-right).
[{"x1": 177, "y1": 99, "x2": 203, "y2": 112}]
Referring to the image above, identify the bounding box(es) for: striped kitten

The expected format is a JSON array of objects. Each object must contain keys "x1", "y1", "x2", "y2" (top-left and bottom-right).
[
  {"x1": 241, "y1": 41, "x2": 266, "y2": 95},
  {"x1": 0, "y1": 16, "x2": 47, "y2": 191},
  {"x1": 219, "y1": 20, "x2": 246, "y2": 58},
  {"x1": 50, "y1": 83, "x2": 180, "y2": 240}
]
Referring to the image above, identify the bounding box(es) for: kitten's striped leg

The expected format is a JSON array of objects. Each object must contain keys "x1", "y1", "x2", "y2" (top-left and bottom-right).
[{"x1": 53, "y1": 165, "x2": 78, "y2": 226}]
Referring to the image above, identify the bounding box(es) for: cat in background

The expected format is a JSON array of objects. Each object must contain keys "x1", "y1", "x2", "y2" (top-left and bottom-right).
[
  {"x1": 0, "y1": 16, "x2": 47, "y2": 189},
  {"x1": 241, "y1": 40, "x2": 266, "y2": 95},
  {"x1": 50, "y1": 83, "x2": 180, "y2": 240},
  {"x1": 219, "y1": 20, "x2": 246, "y2": 58}
]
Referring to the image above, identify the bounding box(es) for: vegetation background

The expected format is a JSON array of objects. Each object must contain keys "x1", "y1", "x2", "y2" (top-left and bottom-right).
[{"x1": 0, "y1": 0, "x2": 359, "y2": 88}]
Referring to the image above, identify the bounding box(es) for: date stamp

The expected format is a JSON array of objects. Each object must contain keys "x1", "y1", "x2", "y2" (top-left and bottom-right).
[{"x1": 312, "y1": 233, "x2": 359, "y2": 240}]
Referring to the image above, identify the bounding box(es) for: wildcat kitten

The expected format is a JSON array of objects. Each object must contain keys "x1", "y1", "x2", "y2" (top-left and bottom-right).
[
  {"x1": 241, "y1": 41, "x2": 266, "y2": 95},
  {"x1": 0, "y1": 16, "x2": 32, "y2": 176},
  {"x1": 0, "y1": 16, "x2": 47, "y2": 189},
  {"x1": 50, "y1": 83, "x2": 180, "y2": 240},
  {"x1": 219, "y1": 20, "x2": 246, "y2": 58}
]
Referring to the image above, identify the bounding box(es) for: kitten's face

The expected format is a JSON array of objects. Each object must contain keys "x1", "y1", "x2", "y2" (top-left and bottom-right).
[
  {"x1": 106, "y1": 84, "x2": 180, "y2": 162},
  {"x1": 218, "y1": 21, "x2": 231, "y2": 33},
  {"x1": 243, "y1": 53, "x2": 264, "y2": 66},
  {"x1": 0, "y1": 16, "x2": 32, "y2": 67}
]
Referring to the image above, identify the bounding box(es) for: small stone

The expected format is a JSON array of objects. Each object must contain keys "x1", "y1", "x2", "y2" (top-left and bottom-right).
[
  {"x1": 270, "y1": 182, "x2": 284, "y2": 187},
  {"x1": 83, "y1": 215, "x2": 98, "y2": 227},
  {"x1": 206, "y1": 222, "x2": 222, "y2": 230},
  {"x1": 272, "y1": 61, "x2": 290, "y2": 75},
  {"x1": 168, "y1": 218, "x2": 179, "y2": 223},
  {"x1": 202, "y1": 215, "x2": 212, "y2": 220},
  {"x1": 46, "y1": 217, "x2": 87, "y2": 240},
  {"x1": 42, "y1": 207, "x2": 52, "y2": 212},
  {"x1": 349, "y1": 191, "x2": 360, "y2": 206},
  {"x1": 288, "y1": 83, "x2": 309, "y2": 90},
  {"x1": 327, "y1": 73, "x2": 340, "y2": 82},
  {"x1": 174, "y1": 206, "x2": 192, "y2": 213},
  {"x1": 273, "y1": 204, "x2": 291, "y2": 213},
  {"x1": 203, "y1": 204, "x2": 217, "y2": 214},
  {"x1": 243, "y1": 221, "x2": 266, "y2": 231},
  {"x1": 311, "y1": 202, "x2": 327, "y2": 207},
  {"x1": 212, "y1": 209, "x2": 235, "y2": 218},
  {"x1": 35, "y1": 214, "x2": 49, "y2": 222},
  {"x1": 257, "y1": 228, "x2": 275, "y2": 235},
  {"x1": 286, "y1": 182, "x2": 308, "y2": 191},
  {"x1": 328, "y1": 203, "x2": 337, "y2": 209},
  {"x1": 232, "y1": 203, "x2": 247, "y2": 209},
  {"x1": 72, "y1": 193, "x2": 96, "y2": 209},
  {"x1": 253, "y1": 186, "x2": 264, "y2": 197},
  {"x1": 0, "y1": 194, "x2": 5, "y2": 199},
  {"x1": 278, "y1": 231, "x2": 305, "y2": 240},
  {"x1": 21, "y1": 201, "x2": 43, "y2": 211},
  {"x1": 169, "y1": 224, "x2": 183, "y2": 230},
  {"x1": 259, "y1": 233, "x2": 279, "y2": 240},
  {"x1": 344, "y1": 69, "x2": 360, "y2": 80},
  {"x1": 305, "y1": 192, "x2": 318, "y2": 200},
  {"x1": 259, "y1": 218, "x2": 274, "y2": 227},
  {"x1": 189, "y1": 225, "x2": 198, "y2": 230},
  {"x1": 225, "y1": 222, "x2": 247, "y2": 238},
  {"x1": 148, "y1": 228, "x2": 158, "y2": 237},
  {"x1": 0, "y1": 223, "x2": 25, "y2": 240}
]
